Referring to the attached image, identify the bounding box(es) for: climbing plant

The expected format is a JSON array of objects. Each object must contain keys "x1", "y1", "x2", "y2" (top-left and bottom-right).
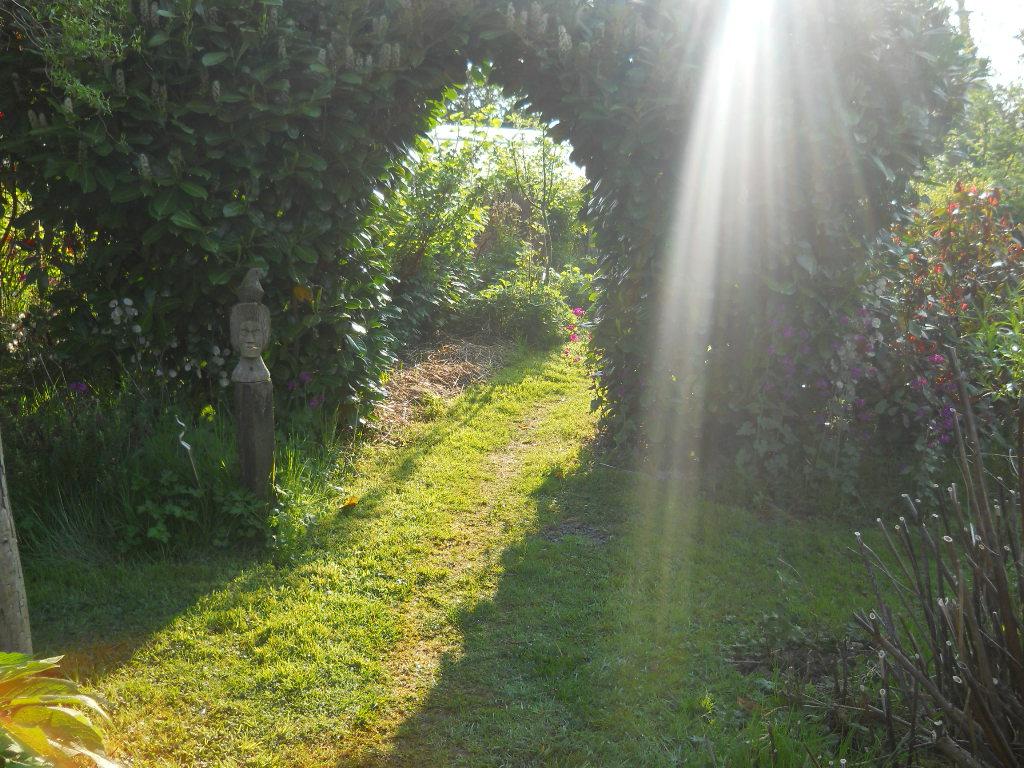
[{"x1": 0, "y1": 0, "x2": 971, "y2": 464}]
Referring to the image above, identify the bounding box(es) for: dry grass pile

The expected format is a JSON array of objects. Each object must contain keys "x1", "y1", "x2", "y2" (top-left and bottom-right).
[{"x1": 373, "y1": 336, "x2": 509, "y2": 442}]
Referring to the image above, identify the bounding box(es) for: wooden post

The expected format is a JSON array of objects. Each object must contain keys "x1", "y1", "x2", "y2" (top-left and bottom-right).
[
  {"x1": 231, "y1": 269, "x2": 275, "y2": 500},
  {"x1": 0, "y1": 425, "x2": 32, "y2": 653}
]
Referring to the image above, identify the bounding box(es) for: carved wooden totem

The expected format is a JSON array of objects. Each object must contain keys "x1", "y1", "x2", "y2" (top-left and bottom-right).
[{"x1": 231, "y1": 268, "x2": 275, "y2": 499}]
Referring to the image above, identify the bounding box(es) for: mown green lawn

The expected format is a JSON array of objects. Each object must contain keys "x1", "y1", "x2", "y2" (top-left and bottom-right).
[{"x1": 27, "y1": 348, "x2": 883, "y2": 767}]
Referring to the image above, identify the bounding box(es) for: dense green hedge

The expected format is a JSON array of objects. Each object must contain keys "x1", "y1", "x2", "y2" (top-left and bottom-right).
[{"x1": 0, "y1": 0, "x2": 970, "y2": 458}]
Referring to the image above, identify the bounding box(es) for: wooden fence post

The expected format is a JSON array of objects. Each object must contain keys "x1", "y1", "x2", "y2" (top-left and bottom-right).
[
  {"x1": 0, "y1": 425, "x2": 32, "y2": 653},
  {"x1": 230, "y1": 269, "x2": 275, "y2": 500}
]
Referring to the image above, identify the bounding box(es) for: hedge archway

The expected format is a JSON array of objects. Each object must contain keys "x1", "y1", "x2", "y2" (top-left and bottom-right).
[{"x1": 0, "y1": 0, "x2": 969, "y2": 457}]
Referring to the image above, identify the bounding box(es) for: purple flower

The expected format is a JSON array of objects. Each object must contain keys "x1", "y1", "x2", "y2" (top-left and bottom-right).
[
  {"x1": 298, "y1": 371, "x2": 314, "y2": 385},
  {"x1": 308, "y1": 394, "x2": 326, "y2": 409},
  {"x1": 782, "y1": 325, "x2": 795, "y2": 339},
  {"x1": 287, "y1": 379, "x2": 299, "y2": 392},
  {"x1": 850, "y1": 366, "x2": 863, "y2": 381},
  {"x1": 928, "y1": 354, "x2": 946, "y2": 365},
  {"x1": 910, "y1": 375, "x2": 927, "y2": 390},
  {"x1": 68, "y1": 381, "x2": 89, "y2": 395}
]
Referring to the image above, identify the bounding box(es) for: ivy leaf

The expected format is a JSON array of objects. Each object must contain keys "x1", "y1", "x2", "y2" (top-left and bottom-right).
[{"x1": 201, "y1": 52, "x2": 229, "y2": 66}]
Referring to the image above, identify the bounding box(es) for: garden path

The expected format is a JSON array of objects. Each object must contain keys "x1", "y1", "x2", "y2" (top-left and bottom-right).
[{"x1": 31, "y1": 349, "x2": 876, "y2": 766}]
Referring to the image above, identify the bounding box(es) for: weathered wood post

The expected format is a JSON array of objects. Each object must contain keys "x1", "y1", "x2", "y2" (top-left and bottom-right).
[
  {"x1": 231, "y1": 268, "x2": 275, "y2": 500},
  {"x1": 0, "y1": 425, "x2": 32, "y2": 653}
]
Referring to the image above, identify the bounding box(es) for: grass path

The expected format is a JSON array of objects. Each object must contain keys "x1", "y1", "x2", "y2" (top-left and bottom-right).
[{"x1": 28, "y1": 349, "x2": 883, "y2": 766}]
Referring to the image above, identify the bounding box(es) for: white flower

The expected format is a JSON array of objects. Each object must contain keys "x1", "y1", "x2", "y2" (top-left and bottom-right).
[
  {"x1": 169, "y1": 369, "x2": 178, "y2": 378},
  {"x1": 109, "y1": 299, "x2": 118, "y2": 308},
  {"x1": 132, "y1": 324, "x2": 142, "y2": 334},
  {"x1": 123, "y1": 298, "x2": 133, "y2": 306}
]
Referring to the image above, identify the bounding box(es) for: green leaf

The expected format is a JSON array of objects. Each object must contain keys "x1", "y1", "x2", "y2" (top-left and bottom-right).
[
  {"x1": 223, "y1": 200, "x2": 246, "y2": 217},
  {"x1": 147, "y1": 31, "x2": 171, "y2": 47},
  {"x1": 149, "y1": 190, "x2": 177, "y2": 219},
  {"x1": 170, "y1": 210, "x2": 202, "y2": 230},
  {"x1": 201, "y1": 51, "x2": 229, "y2": 66},
  {"x1": 179, "y1": 182, "x2": 208, "y2": 199}
]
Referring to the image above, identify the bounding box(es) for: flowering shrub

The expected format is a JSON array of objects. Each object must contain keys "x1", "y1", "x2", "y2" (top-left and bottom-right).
[
  {"x1": 724, "y1": 185, "x2": 1024, "y2": 503},
  {"x1": 863, "y1": 185, "x2": 1024, "y2": 484},
  {"x1": 561, "y1": 305, "x2": 591, "y2": 365}
]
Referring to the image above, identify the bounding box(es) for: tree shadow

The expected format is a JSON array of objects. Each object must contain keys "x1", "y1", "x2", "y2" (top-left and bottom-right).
[
  {"x1": 368, "y1": 452, "x2": 865, "y2": 767},
  {"x1": 363, "y1": 457, "x2": 712, "y2": 767}
]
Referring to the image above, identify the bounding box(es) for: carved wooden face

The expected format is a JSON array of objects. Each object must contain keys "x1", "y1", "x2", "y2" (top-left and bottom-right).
[{"x1": 230, "y1": 304, "x2": 270, "y2": 358}]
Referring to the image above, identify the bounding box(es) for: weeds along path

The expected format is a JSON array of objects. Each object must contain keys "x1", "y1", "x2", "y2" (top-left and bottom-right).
[{"x1": 73, "y1": 348, "x2": 595, "y2": 767}]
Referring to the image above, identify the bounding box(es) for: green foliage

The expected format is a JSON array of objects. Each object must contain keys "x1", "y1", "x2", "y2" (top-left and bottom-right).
[
  {"x1": 0, "y1": 653, "x2": 118, "y2": 767},
  {"x1": 925, "y1": 83, "x2": 1024, "y2": 223},
  {"x1": 363, "y1": 129, "x2": 487, "y2": 345},
  {"x1": 0, "y1": 0, "x2": 972, "y2": 460},
  {"x1": 453, "y1": 279, "x2": 568, "y2": 347},
  {"x1": 5, "y1": 385, "x2": 266, "y2": 552},
  {"x1": 1, "y1": 0, "x2": 133, "y2": 111},
  {"x1": 548, "y1": 264, "x2": 594, "y2": 310}
]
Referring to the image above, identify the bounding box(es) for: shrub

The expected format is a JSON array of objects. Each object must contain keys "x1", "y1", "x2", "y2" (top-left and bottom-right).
[
  {"x1": 855, "y1": 378, "x2": 1024, "y2": 767},
  {"x1": 0, "y1": 652, "x2": 119, "y2": 767},
  {"x1": 452, "y1": 280, "x2": 568, "y2": 347},
  {"x1": 548, "y1": 264, "x2": 595, "y2": 310},
  {"x1": 0, "y1": 0, "x2": 966, "y2": 449},
  {"x1": 728, "y1": 185, "x2": 1024, "y2": 505},
  {"x1": 4, "y1": 384, "x2": 265, "y2": 552}
]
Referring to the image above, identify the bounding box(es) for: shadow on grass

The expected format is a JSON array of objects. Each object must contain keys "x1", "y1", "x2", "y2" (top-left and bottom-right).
[
  {"x1": 370, "y1": 455, "x2": 867, "y2": 767},
  {"x1": 23, "y1": 348, "x2": 550, "y2": 684},
  {"x1": 365, "y1": 458, "x2": 708, "y2": 767}
]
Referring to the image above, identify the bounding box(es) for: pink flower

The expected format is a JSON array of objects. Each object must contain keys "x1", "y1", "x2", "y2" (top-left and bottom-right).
[
  {"x1": 569, "y1": 333, "x2": 579, "y2": 342},
  {"x1": 572, "y1": 307, "x2": 585, "y2": 317},
  {"x1": 928, "y1": 354, "x2": 945, "y2": 365}
]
